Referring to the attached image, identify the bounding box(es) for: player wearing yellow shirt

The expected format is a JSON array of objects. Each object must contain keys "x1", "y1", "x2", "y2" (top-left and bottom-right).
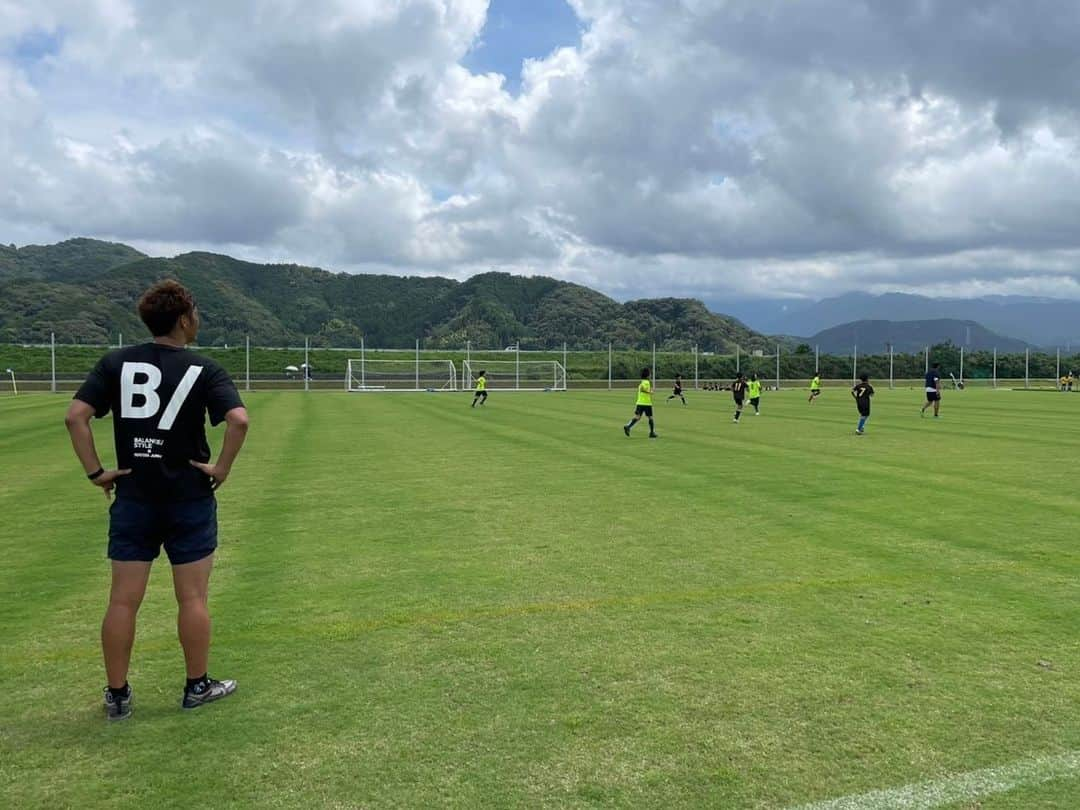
[
  {"x1": 471, "y1": 370, "x2": 488, "y2": 407},
  {"x1": 748, "y1": 373, "x2": 762, "y2": 415},
  {"x1": 808, "y1": 374, "x2": 821, "y2": 403},
  {"x1": 624, "y1": 368, "x2": 658, "y2": 438}
]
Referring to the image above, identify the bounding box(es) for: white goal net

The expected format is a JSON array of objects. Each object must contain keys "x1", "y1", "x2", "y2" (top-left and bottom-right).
[
  {"x1": 463, "y1": 360, "x2": 567, "y2": 391},
  {"x1": 346, "y1": 359, "x2": 457, "y2": 391}
]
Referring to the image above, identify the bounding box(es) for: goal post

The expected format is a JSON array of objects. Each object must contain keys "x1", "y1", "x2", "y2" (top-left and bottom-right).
[
  {"x1": 462, "y1": 360, "x2": 567, "y2": 391},
  {"x1": 346, "y1": 359, "x2": 457, "y2": 392}
]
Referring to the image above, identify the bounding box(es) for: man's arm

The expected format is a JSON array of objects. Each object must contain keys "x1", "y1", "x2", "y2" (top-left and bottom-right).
[
  {"x1": 64, "y1": 399, "x2": 130, "y2": 499},
  {"x1": 189, "y1": 406, "x2": 249, "y2": 490}
]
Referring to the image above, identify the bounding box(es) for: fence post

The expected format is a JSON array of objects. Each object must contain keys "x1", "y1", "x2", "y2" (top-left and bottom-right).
[
  {"x1": 925, "y1": 346, "x2": 929, "y2": 374},
  {"x1": 245, "y1": 335, "x2": 251, "y2": 392},
  {"x1": 888, "y1": 343, "x2": 894, "y2": 390},
  {"x1": 736, "y1": 344, "x2": 740, "y2": 374},
  {"x1": 416, "y1": 338, "x2": 420, "y2": 390},
  {"x1": 814, "y1": 344, "x2": 818, "y2": 374},
  {"x1": 563, "y1": 342, "x2": 567, "y2": 385},
  {"x1": 853, "y1": 344, "x2": 857, "y2": 385},
  {"x1": 516, "y1": 341, "x2": 520, "y2": 390},
  {"x1": 993, "y1": 347, "x2": 997, "y2": 389},
  {"x1": 960, "y1": 346, "x2": 964, "y2": 384},
  {"x1": 304, "y1": 337, "x2": 310, "y2": 392},
  {"x1": 465, "y1": 339, "x2": 471, "y2": 389},
  {"x1": 1025, "y1": 348, "x2": 1029, "y2": 389},
  {"x1": 1056, "y1": 347, "x2": 1061, "y2": 386},
  {"x1": 694, "y1": 344, "x2": 699, "y2": 389},
  {"x1": 50, "y1": 332, "x2": 57, "y2": 394},
  {"x1": 652, "y1": 342, "x2": 656, "y2": 384},
  {"x1": 361, "y1": 335, "x2": 366, "y2": 389},
  {"x1": 608, "y1": 343, "x2": 612, "y2": 390},
  {"x1": 775, "y1": 344, "x2": 780, "y2": 390}
]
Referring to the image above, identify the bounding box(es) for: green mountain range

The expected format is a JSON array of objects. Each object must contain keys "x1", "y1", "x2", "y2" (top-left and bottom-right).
[{"x1": 0, "y1": 238, "x2": 772, "y2": 351}]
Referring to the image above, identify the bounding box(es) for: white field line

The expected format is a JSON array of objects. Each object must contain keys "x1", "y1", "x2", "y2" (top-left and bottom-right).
[{"x1": 790, "y1": 750, "x2": 1080, "y2": 810}]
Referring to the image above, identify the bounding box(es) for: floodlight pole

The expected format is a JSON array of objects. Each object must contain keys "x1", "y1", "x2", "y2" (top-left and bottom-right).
[
  {"x1": 736, "y1": 344, "x2": 740, "y2": 374},
  {"x1": 993, "y1": 347, "x2": 997, "y2": 389},
  {"x1": 304, "y1": 337, "x2": 310, "y2": 392},
  {"x1": 361, "y1": 336, "x2": 366, "y2": 389},
  {"x1": 1025, "y1": 348, "x2": 1030, "y2": 389},
  {"x1": 925, "y1": 346, "x2": 929, "y2": 374},
  {"x1": 693, "y1": 344, "x2": 699, "y2": 390},
  {"x1": 814, "y1": 344, "x2": 819, "y2": 374},
  {"x1": 516, "y1": 342, "x2": 520, "y2": 390},
  {"x1": 119, "y1": 332, "x2": 123, "y2": 349},
  {"x1": 50, "y1": 332, "x2": 57, "y2": 394},
  {"x1": 959, "y1": 346, "x2": 964, "y2": 384},
  {"x1": 775, "y1": 344, "x2": 780, "y2": 390},
  {"x1": 853, "y1": 344, "x2": 857, "y2": 385},
  {"x1": 466, "y1": 339, "x2": 471, "y2": 389},
  {"x1": 563, "y1": 342, "x2": 567, "y2": 385},
  {"x1": 245, "y1": 335, "x2": 251, "y2": 392},
  {"x1": 888, "y1": 343, "x2": 894, "y2": 390},
  {"x1": 652, "y1": 343, "x2": 656, "y2": 384},
  {"x1": 415, "y1": 338, "x2": 420, "y2": 390},
  {"x1": 1056, "y1": 347, "x2": 1061, "y2": 386},
  {"x1": 608, "y1": 342, "x2": 612, "y2": 390}
]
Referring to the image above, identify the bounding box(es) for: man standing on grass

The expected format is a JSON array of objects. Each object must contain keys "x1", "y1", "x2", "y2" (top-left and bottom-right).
[
  {"x1": 852, "y1": 373, "x2": 874, "y2": 435},
  {"x1": 624, "y1": 367, "x2": 658, "y2": 438},
  {"x1": 65, "y1": 280, "x2": 249, "y2": 721},
  {"x1": 921, "y1": 362, "x2": 942, "y2": 418}
]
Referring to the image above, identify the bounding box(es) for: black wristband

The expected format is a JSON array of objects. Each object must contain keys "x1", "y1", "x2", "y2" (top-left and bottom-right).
[{"x1": 87, "y1": 467, "x2": 105, "y2": 481}]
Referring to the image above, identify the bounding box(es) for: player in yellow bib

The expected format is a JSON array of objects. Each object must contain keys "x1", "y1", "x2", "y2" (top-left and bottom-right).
[
  {"x1": 808, "y1": 374, "x2": 821, "y2": 403},
  {"x1": 471, "y1": 370, "x2": 488, "y2": 407},
  {"x1": 623, "y1": 367, "x2": 658, "y2": 438},
  {"x1": 748, "y1": 373, "x2": 762, "y2": 415}
]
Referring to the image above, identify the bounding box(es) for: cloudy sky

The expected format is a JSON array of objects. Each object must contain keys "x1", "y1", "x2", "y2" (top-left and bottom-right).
[{"x1": 3, "y1": 0, "x2": 1080, "y2": 303}]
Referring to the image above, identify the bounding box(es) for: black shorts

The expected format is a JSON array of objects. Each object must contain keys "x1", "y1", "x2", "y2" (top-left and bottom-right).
[
  {"x1": 926, "y1": 391, "x2": 940, "y2": 402},
  {"x1": 733, "y1": 396, "x2": 745, "y2": 406},
  {"x1": 108, "y1": 496, "x2": 218, "y2": 565},
  {"x1": 810, "y1": 389, "x2": 821, "y2": 397},
  {"x1": 474, "y1": 389, "x2": 487, "y2": 396},
  {"x1": 672, "y1": 387, "x2": 682, "y2": 395},
  {"x1": 750, "y1": 397, "x2": 760, "y2": 406},
  {"x1": 858, "y1": 408, "x2": 870, "y2": 418},
  {"x1": 635, "y1": 405, "x2": 653, "y2": 417}
]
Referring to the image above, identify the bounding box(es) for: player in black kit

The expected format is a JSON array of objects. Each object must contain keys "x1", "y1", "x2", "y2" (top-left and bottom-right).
[
  {"x1": 667, "y1": 373, "x2": 687, "y2": 405},
  {"x1": 731, "y1": 372, "x2": 748, "y2": 423},
  {"x1": 66, "y1": 280, "x2": 249, "y2": 720}
]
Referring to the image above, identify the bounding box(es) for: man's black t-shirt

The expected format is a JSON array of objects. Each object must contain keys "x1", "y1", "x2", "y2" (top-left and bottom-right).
[
  {"x1": 852, "y1": 382, "x2": 875, "y2": 414},
  {"x1": 75, "y1": 343, "x2": 244, "y2": 501},
  {"x1": 731, "y1": 380, "x2": 748, "y2": 400}
]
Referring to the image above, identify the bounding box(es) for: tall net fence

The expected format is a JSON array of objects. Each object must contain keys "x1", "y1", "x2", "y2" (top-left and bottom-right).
[{"x1": 1, "y1": 339, "x2": 1077, "y2": 394}]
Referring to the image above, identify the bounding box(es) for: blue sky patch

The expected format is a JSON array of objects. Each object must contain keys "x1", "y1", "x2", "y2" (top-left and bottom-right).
[
  {"x1": 464, "y1": 0, "x2": 581, "y2": 94},
  {"x1": 12, "y1": 28, "x2": 64, "y2": 66}
]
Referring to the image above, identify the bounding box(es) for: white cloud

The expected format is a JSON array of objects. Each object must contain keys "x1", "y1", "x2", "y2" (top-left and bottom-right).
[{"x1": 2, "y1": 0, "x2": 1080, "y2": 302}]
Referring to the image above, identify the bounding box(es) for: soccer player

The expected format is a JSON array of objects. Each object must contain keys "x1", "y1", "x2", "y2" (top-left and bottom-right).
[
  {"x1": 624, "y1": 367, "x2": 658, "y2": 438},
  {"x1": 852, "y1": 373, "x2": 874, "y2": 434},
  {"x1": 920, "y1": 362, "x2": 942, "y2": 417},
  {"x1": 808, "y1": 373, "x2": 822, "y2": 403},
  {"x1": 747, "y1": 373, "x2": 762, "y2": 415},
  {"x1": 731, "y1": 372, "x2": 748, "y2": 422},
  {"x1": 65, "y1": 280, "x2": 249, "y2": 720},
  {"x1": 667, "y1": 373, "x2": 687, "y2": 405},
  {"x1": 471, "y1": 369, "x2": 488, "y2": 407}
]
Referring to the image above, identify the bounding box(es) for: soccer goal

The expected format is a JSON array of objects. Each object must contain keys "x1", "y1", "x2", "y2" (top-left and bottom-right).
[
  {"x1": 462, "y1": 360, "x2": 567, "y2": 391},
  {"x1": 346, "y1": 359, "x2": 457, "y2": 391}
]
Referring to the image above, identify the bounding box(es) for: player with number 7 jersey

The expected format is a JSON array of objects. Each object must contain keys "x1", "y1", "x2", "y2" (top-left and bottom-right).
[{"x1": 65, "y1": 279, "x2": 249, "y2": 720}]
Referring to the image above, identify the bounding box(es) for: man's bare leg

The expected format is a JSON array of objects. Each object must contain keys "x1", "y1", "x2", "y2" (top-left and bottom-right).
[{"x1": 103, "y1": 561, "x2": 152, "y2": 688}]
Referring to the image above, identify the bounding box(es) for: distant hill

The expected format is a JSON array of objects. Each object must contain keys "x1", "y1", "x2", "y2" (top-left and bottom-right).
[
  {"x1": 808, "y1": 319, "x2": 1030, "y2": 354},
  {"x1": 732, "y1": 292, "x2": 1080, "y2": 348},
  {"x1": 0, "y1": 238, "x2": 773, "y2": 351}
]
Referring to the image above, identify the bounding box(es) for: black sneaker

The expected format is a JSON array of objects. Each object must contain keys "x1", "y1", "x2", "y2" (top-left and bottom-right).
[
  {"x1": 649, "y1": 433, "x2": 658, "y2": 439},
  {"x1": 623, "y1": 425, "x2": 631, "y2": 437},
  {"x1": 182, "y1": 677, "x2": 237, "y2": 710},
  {"x1": 103, "y1": 685, "x2": 132, "y2": 722}
]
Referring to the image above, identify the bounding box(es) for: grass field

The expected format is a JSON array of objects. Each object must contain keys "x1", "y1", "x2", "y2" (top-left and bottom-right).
[{"x1": 2, "y1": 386, "x2": 1079, "y2": 808}]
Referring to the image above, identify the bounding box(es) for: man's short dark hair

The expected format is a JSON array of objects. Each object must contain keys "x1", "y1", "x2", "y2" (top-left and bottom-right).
[
  {"x1": 860, "y1": 373, "x2": 869, "y2": 382},
  {"x1": 641, "y1": 367, "x2": 651, "y2": 378},
  {"x1": 932, "y1": 362, "x2": 940, "y2": 369},
  {"x1": 138, "y1": 280, "x2": 196, "y2": 336}
]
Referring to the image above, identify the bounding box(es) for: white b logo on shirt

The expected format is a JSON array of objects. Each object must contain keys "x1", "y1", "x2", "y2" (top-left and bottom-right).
[{"x1": 120, "y1": 362, "x2": 203, "y2": 430}]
